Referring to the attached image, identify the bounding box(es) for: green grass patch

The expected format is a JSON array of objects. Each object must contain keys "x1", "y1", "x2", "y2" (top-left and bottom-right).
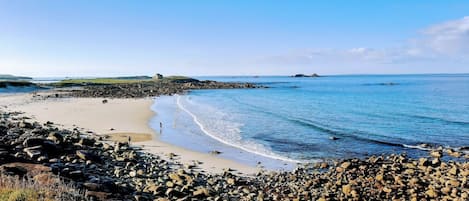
[
  {"x1": 52, "y1": 78, "x2": 152, "y2": 87},
  {"x1": 52, "y1": 75, "x2": 197, "y2": 87},
  {"x1": 0, "y1": 188, "x2": 39, "y2": 201}
]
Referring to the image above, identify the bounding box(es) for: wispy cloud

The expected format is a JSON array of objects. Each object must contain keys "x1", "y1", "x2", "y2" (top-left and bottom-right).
[
  {"x1": 260, "y1": 16, "x2": 469, "y2": 66},
  {"x1": 420, "y1": 16, "x2": 469, "y2": 56}
]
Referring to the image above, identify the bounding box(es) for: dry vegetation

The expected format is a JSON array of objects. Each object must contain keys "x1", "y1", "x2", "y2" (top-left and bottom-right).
[{"x1": 0, "y1": 174, "x2": 85, "y2": 201}]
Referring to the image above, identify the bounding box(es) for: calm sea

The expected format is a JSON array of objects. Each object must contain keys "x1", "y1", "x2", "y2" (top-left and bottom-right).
[{"x1": 150, "y1": 74, "x2": 469, "y2": 168}]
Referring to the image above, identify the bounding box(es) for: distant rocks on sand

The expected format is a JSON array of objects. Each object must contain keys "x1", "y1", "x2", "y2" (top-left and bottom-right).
[{"x1": 291, "y1": 73, "x2": 320, "y2": 78}]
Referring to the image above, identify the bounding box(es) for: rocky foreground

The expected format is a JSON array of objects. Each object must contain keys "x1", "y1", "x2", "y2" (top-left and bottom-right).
[
  {"x1": 0, "y1": 110, "x2": 467, "y2": 200},
  {"x1": 60, "y1": 79, "x2": 261, "y2": 98}
]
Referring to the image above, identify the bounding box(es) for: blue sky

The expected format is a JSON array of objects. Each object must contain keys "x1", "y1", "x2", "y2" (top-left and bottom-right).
[{"x1": 1, "y1": 0, "x2": 468, "y2": 76}]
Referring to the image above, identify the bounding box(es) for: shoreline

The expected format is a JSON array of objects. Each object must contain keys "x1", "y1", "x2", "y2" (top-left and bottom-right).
[
  {"x1": 0, "y1": 90, "x2": 467, "y2": 200},
  {"x1": 0, "y1": 91, "x2": 263, "y2": 175}
]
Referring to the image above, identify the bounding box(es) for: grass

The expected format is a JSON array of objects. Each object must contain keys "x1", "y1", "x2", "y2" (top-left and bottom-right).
[
  {"x1": 52, "y1": 75, "x2": 196, "y2": 87},
  {"x1": 53, "y1": 78, "x2": 149, "y2": 85},
  {"x1": 0, "y1": 174, "x2": 85, "y2": 201},
  {"x1": 164, "y1": 75, "x2": 192, "y2": 80}
]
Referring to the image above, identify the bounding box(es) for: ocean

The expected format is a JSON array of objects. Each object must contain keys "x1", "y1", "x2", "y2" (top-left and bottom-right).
[{"x1": 150, "y1": 74, "x2": 469, "y2": 169}]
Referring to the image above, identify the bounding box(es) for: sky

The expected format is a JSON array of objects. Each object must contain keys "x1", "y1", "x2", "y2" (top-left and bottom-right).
[{"x1": 0, "y1": 0, "x2": 469, "y2": 77}]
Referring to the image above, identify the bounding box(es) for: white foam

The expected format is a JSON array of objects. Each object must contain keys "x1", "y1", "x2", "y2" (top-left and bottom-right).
[
  {"x1": 176, "y1": 95, "x2": 303, "y2": 163},
  {"x1": 403, "y1": 144, "x2": 433, "y2": 151}
]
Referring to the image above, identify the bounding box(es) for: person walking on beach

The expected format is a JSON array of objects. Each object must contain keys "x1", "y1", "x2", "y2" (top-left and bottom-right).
[{"x1": 159, "y1": 122, "x2": 163, "y2": 134}]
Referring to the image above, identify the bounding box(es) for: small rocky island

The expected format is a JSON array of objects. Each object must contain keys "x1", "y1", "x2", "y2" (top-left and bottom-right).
[{"x1": 291, "y1": 73, "x2": 320, "y2": 77}]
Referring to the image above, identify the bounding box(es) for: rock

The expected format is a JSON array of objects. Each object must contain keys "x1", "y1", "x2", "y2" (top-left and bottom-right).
[
  {"x1": 342, "y1": 184, "x2": 352, "y2": 196},
  {"x1": 431, "y1": 157, "x2": 441, "y2": 166},
  {"x1": 23, "y1": 145, "x2": 42, "y2": 159},
  {"x1": 430, "y1": 150, "x2": 442, "y2": 158},
  {"x1": 169, "y1": 172, "x2": 184, "y2": 184},
  {"x1": 69, "y1": 170, "x2": 84, "y2": 179},
  {"x1": 320, "y1": 162, "x2": 329, "y2": 169},
  {"x1": 329, "y1": 136, "x2": 339, "y2": 140},
  {"x1": 425, "y1": 189, "x2": 437, "y2": 198},
  {"x1": 76, "y1": 150, "x2": 100, "y2": 162},
  {"x1": 193, "y1": 187, "x2": 210, "y2": 197},
  {"x1": 446, "y1": 149, "x2": 462, "y2": 157},
  {"x1": 102, "y1": 143, "x2": 111, "y2": 150},
  {"x1": 19, "y1": 121, "x2": 33, "y2": 129},
  {"x1": 165, "y1": 188, "x2": 184, "y2": 198},
  {"x1": 79, "y1": 138, "x2": 96, "y2": 146},
  {"x1": 382, "y1": 187, "x2": 392, "y2": 193},
  {"x1": 419, "y1": 158, "x2": 429, "y2": 167},
  {"x1": 47, "y1": 132, "x2": 64, "y2": 144},
  {"x1": 446, "y1": 179, "x2": 460, "y2": 187},
  {"x1": 375, "y1": 174, "x2": 384, "y2": 181},
  {"x1": 340, "y1": 161, "x2": 351, "y2": 169},
  {"x1": 166, "y1": 181, "x2": 174, "y2": 188},
  {"x1": 227, "y1": 178, "x2": 236, "y2": 185},
  {"x1": 291, "y1": 73, "x2": 320, "y2": 78},
  {"x1": 129, "y1": 170, "x2": 137, "y2": 177},
  {"x1": 441, "y1": 187, "x2": 451, "y2": 194},
  {"x1": 448, "y1": 166, "x2": 458, "y2": 175}
]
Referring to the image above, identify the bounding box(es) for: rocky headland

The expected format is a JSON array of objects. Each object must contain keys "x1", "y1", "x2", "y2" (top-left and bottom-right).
[
  {"x1": 0, "y1": 110, "x2": 467, "y2": 200},
  {"x1": 55, "y1": 78, "x2": 261, "y2": 99}
]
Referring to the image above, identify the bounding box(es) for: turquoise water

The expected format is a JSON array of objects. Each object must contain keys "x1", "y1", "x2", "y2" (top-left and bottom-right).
[{"x1": 153, "y1": 74, "x2": 468, "y2": 166}]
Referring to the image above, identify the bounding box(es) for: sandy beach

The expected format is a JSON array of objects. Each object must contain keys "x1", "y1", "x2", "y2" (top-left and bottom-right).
[{"x1": 0, "y1": 91, "x2": 260, "y2": 175}]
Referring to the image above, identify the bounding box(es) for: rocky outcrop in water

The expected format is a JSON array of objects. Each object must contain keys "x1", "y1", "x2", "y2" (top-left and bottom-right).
[
  {"x1": 292, "y1": 73, "x2": 320, "y2": 78},
  {"x1": 0, "y1": 110, "x2": 467, "y2": 200}
]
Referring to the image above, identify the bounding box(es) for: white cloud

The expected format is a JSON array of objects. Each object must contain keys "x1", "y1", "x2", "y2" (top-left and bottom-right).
[
  {"x1": 421, "y1": 16, "x2": 469, "y2": 55},
  {"x1": 261, "y1": 16, "x2": 469, "y2": 67}
]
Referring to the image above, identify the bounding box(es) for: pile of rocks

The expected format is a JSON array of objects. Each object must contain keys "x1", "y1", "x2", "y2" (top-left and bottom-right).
[
  {"x1": 0, "y1": 111, "x2": 467, "y2": 200},
  {"x1": 62, "y1": 80, "x2": 261, "y2": 98}
]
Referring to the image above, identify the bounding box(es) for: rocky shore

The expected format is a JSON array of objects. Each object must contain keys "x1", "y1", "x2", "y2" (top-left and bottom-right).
[
  {"x1": 58, "y1": 79, "x2": 261, "y2": 98},
  {"x1": 0, "y1": 110, "x2": 467, "y2": 200}
]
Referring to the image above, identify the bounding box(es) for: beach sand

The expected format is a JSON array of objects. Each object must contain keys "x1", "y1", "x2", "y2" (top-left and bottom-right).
[{"x1": 0, "y1": 92, "x2": 260, "y2": 175}]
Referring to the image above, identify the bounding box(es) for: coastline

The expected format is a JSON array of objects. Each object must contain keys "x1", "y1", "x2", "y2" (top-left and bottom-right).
[
  {"x1": 0, "y1": 91, "x2": 262, "y2": 175},
  {"x1": 1, "y1": 89, "x2": 467, "y2": 200}
]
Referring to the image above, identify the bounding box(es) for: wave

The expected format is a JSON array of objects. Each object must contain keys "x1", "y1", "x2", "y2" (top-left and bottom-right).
[
  {"x1": 290, "y1": 117, "x2": 406, "y2": 147},
  {"x1": 401, "y1": 114, "x2": 469, "y2": 126},
  {"x1": 402, "y1": 144, "x2": 434, "y2": 151},
  {"x1": 175, "y1": 95, "x2": 303, "y2": 163},
  {"x1": 227, "y1": 96, "x2": 410, "y2": 148}
]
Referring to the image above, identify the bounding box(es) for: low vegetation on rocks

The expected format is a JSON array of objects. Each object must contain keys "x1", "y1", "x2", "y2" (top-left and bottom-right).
[{"x1": 57, "y1": 78, "x2": 261, "y2": 98}]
